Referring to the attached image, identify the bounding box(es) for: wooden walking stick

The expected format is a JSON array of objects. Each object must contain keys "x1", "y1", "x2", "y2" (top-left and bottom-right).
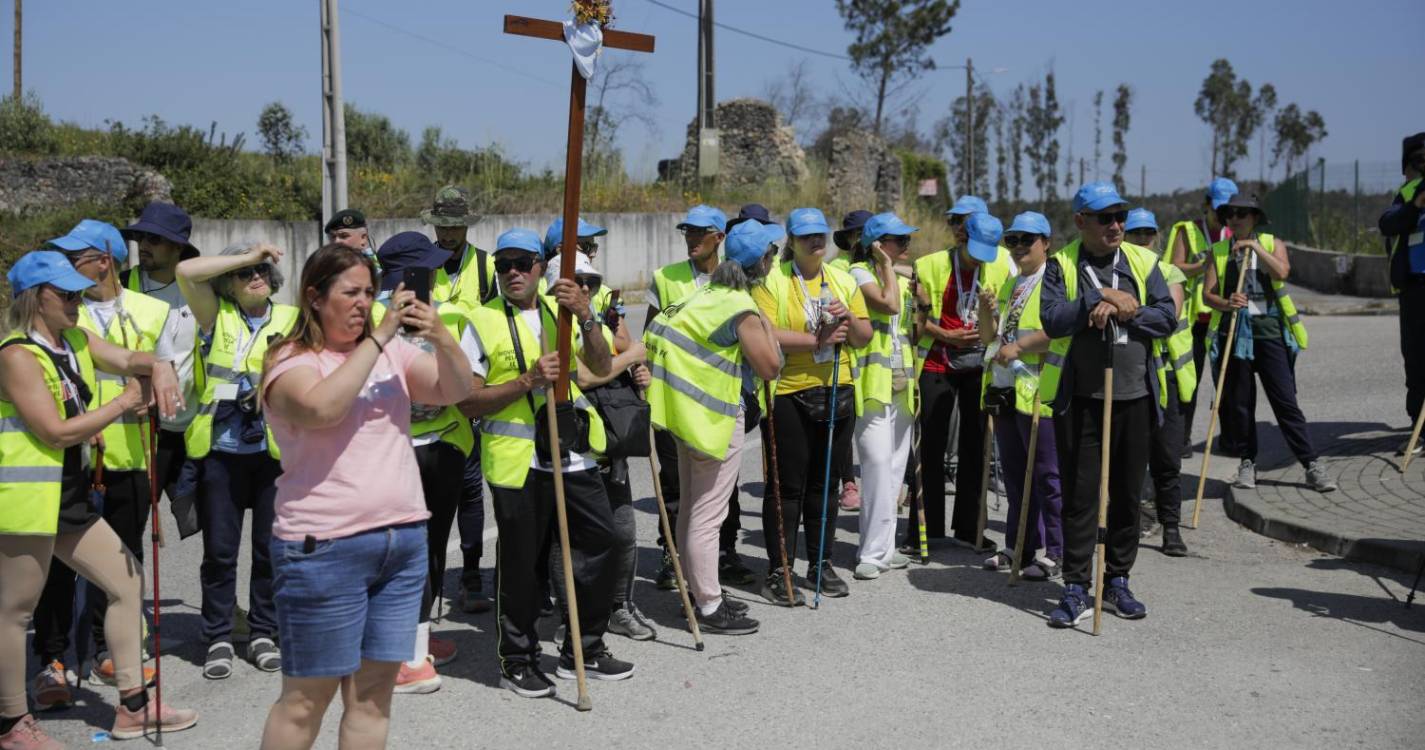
[
  {"x1": 975, "y1": 413, "x2": 995, "y2": 550},
  {"x1": 1188, "y1": 251, "x2": 1251, "y2": 529},
  {"x1": 1401, "y1": 407, "x2": 1425, "y2": 473},
  {"x1": 1008, "y1": 392, "x2": 1042, "y2": 586},
  {"x1": 543, "y1": 397, "x2": 591, "y2": 710},
  {"x1": 143, "y1": 406, "x2": 166, "y2": 744},
  {"x1": 644, "y1": 422, "x2": 704, "y2": 649},
  {"x1": 908, "y1": 271, "x2": 929, "y2": 564},
  {"x1": 1092, "y1": 328, "x2": 1116, "y2": 637},
  {"x1": 763, "y1": 381, "x2": 799, "y2": 604}
]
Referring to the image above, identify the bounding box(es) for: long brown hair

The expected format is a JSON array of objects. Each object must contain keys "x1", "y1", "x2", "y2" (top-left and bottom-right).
[{"x1": 262, "y1": 244, "x2": 379, "y2": 374}]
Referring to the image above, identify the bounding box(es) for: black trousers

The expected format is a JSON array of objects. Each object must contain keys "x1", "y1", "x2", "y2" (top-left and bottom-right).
[
  {"x1": 32, "y1": 469, "x2": 149, "y2": 662},
  {"x1": 654, "y1": 429, "x2": 740, "y2": 553},
  {"x1": 1057, "y1": 396, "x2": 1152, "y2": 585},
  {"x1": 415, "y1": 442, "x2": 464, "y2": 622},
  {"x1": 1149, "y1": 379, "x2": 1187, "y2": 527},
  {"x1": 1218, "y1": 335, "x2": 1318, "y2": 466},
  {"x1": 1182, "y1": 320, "x2": 1210, "y2": 448},
  {"x1": 197, "y1": 451, "x2": 279, "y2": 644},
  {"x1": 915, "y1": 369, "x2": 985, "y2": 541},
  {"x1": 491, "y1": 468, "x2": 613, "y2": 671},
  {"x1": 762, "y1": 393, "x2": 852, "y2": 570},
  {"x1": 1401, "y1": 281, "x2": 1425, "y2": 423},
  {"x1": 456, "y1": 427, "x2": 485, "y2": 588}
]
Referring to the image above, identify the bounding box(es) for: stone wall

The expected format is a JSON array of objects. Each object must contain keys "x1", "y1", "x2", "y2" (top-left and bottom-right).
[
  {"x1": 826, "y1": 129, "x2": 902, "y2": 214},
  {"x1": 1285, "y1": 242, "x2": 1393, "y2": 298},
  {"x1": 677, "y1": 99, "x2": 808, "y2": 187},
  {"x1": 0, "y1": 156, "x2": 171, "y2": 214}
]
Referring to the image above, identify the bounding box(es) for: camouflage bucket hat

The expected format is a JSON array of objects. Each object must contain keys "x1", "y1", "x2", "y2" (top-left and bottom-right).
[{"x1": 420, "y1": 185, "x2": 481, "y2": 227}]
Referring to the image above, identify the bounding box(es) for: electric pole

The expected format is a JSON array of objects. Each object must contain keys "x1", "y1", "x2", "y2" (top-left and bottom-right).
[
  {"x1": 12, "y1": 0, "x2": 20, "y2": 100},
  {"x1": 319, "y1": 0, "x2": 348, "y2": 227},
  {"x1": 1140, "y1": 164, "x2": 1146, "y2": 199},
  {"x1": 695, "y1": 0, "x2": 718, "y2": 178},
  {"x1": 964, "y1": 57, "x2": 973, "y2": 197}
]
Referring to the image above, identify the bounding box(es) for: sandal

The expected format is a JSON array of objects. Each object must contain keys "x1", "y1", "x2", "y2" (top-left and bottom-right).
[{"x1": 982, "y1": 551, "x2": 1013, "y2": 571}]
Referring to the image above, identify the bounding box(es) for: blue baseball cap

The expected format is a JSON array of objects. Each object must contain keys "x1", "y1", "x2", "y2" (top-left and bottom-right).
[
  {"x1": 1124, "y1": 208, "x2": 1158, "y2": 233},
  {"x1": 724, "y1": 221, "x2": 786, "y2": 270},
  {"x1": 47, "y1": 219, "x2": 129, "y2": 264},
  {"x1": 1072, "y1": 181, "x2": 1127, "y2": 213},
  {"x1": 786, "y1": 207, "x2": 831, "y2": 237},
  {"x1": 1006, "y1": 211, "x2": 1052, "y2": 237},
  {"x1": 1207, "y1": 177, "x2": 1238, "y2": 209},
  {"x1": 862, "y1": 212, "x2": 919, "y2": 244},
  {"x1": 542, "y1": 217, "x2": 608, "y2": 257},
  {"x1": 965, "y1": 213, "x2": 1003, "y2": 263},
  {"x1": 495, "y1": 228, "x2": 544, "y2": 256},
  {"x1": 676, "y1": 204, "x2": 727, "y2": 233},
  {"x1": 946, "y1": 195, "x2": 988, "y2": 216},
  {"x1": 8, "y1": 250, "x2": 97, "y2": 298}
]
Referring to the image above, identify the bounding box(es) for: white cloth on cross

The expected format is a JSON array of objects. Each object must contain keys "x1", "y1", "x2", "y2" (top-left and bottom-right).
[{"x1": 563, "y1": 20, "x2": 603, "y2": 79}]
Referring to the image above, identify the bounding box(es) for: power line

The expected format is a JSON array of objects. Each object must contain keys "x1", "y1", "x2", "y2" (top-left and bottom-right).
[
  {"x1": 643, "y1": 0, "x2": 850, "y2": 60},
  {"x1": 342, "y1": 7, "x2": 564, "y2": 89}
]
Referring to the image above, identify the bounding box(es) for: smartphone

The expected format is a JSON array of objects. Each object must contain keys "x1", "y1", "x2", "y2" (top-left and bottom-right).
[
  {"x1": 400, "y1": 267, "x2": 432, "y2": 334},
  {"x1": 605, "y1": 289, "x2": 622, "y2": 332}
]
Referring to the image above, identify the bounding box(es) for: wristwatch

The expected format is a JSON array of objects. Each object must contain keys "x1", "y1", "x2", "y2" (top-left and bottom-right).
[{"x1": 581, "y1": 317, "x2": 599, "y2": 333}]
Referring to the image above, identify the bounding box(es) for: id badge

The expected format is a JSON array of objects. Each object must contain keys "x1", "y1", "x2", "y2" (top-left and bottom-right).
[
  {"x1": 813, "y1": 345, "x2": 834, "y2": 364},
  {"x1": 1114, "y1": 324, "x2": 1128, "y2": 345},
  {"x1": 213, "y1": 383, "x2": 240, "y2": 401},
  {"x1": 1408, "y1": 215, "x2": 1425, "y2": 274}
]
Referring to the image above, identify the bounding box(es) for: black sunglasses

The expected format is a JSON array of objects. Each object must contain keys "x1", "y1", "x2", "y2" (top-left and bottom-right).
[
  {"x1": 1082, "y1": 210, "x2": 1129, "y2": 226},
  {"x1": 494, "y1": 255, "x2": 538, "y2": 275},
  {"x1": 1126, "y1": 229, "x2": 1158, "y2": 237},
  {"x1": 574, "y1": 274, "x2": 602, "y2": 293},
  {"x1": 1217, "y1": 207, "x2": 1257, "y2": 220},
  {"x1": 48, "y1": 285, "x2": 83, "y2": 302},
  {"x1": 947, "y1": 215, "x2": 966, "y2": 227},
  {"x1": 234, "y1": 264, "x2": 272, "y2": 281},
  {"x1": 1002, "y1": 234, "x2": 1043, "y2": 249}
]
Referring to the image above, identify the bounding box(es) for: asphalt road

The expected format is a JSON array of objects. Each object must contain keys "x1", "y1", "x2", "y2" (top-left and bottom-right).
[{"x1": 33, "y1": 314, "x2": 1425, "y2": 748}]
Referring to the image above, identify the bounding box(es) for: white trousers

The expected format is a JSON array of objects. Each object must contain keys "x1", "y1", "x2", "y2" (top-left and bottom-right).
[{"x1": 854, "y1": 400, "x2": 914, "y2": 567}]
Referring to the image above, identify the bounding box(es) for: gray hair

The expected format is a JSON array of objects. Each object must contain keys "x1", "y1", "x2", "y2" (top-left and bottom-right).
[
  {"x1": 710, "y1": 255, "x2": 770, "y2": 291},
  {"x1": 214, "y1": 241, "x2": 285, "y2": 301}
]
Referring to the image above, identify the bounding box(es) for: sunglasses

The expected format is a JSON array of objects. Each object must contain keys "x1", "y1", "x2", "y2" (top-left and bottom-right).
[
  {"x1": 1126, "y1": 229, "x2": 1158, "y2": 238},
  {"x1": 1002, "y1": 234, "x2": 1043, "y2": 249},
  {"x1": 1081, "y1": 210, "x2": 1129, "y2": 226},
  {"x1": 234, "y1": 264, "x2": 272, "y2": 281},
  {"x1": 947, "y1": 215, "x2": 966, "y2": 227},
  {"x1": 48, "y1": 285, "x2": 83, "y2": 302},
  {"x1": 1217, "y1": 207, "x2": 1257, "y2": 220},
  {"x1": 494, "y1": 255, "x2": 538, "y2": 275},
  {"x1": 575, "y1": 274, "x2": 602, "y2": 293}
]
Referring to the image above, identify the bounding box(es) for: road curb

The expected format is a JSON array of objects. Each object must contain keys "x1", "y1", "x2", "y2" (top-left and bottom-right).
[{"x1": 1224, "y1": 485, "x2": 1425, "y2": 574}]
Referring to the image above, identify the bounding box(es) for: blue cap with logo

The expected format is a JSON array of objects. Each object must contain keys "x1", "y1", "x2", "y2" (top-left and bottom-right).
[
  {"x1": 495, "y1": 228, "x2": 544, "y2": 256},
  {"x1": 1072, "y1": 181, "x2": 1127, "y2": 213},
  {"x1": 946, "y1": 195, "x2": 988, "y2": 217},
  {"x1": 724, "y1": 220, "x2": 786, "y2": 270},
  {"x1": 1006, "y1": 211, "x2": 1052, "y2": 237},
  {"x1": 862, "y1": 212, "x2": 919, "y2": 245},
  {"x1": 542, "y1": 217, "x2": 608, "y2": 257},
  {"x1": 1124, "y1": 208, "x2": 1158, "y2": 232},
  {"x1": 965, "y1": 213, "x2": 1003, "y2": 263},
  {"x1": 47, "y1": 219, "x2": 129, "y2": 264},
  {"x1": 8, "y1": 250, "x2": 97, "y2": 298},
  {"x1": 786, "y1": 207, "x2": 831, "y2": 237},
  {"x1": 1207, "y1": 177, "x2": 1238, "y2": 209},
  {"x1": 676, "y1": 205, "x2": 728, "y2": 233}
]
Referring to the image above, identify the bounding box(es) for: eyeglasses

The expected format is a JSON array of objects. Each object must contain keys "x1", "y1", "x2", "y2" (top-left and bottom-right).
[
  {"x1": 1081, "y1": 210, "x2": 1129, "y2": 226},
  {"x1": 574, "y1": 274, "x2": 602, "y2": 294},
  {"x1": 1001, "y1": 234, "x2": 1043, "y2": 249},
  {"x1": 1217, "y1": 207, "x2": 1256, "y2": 220},
  {"x1": 494, "y1": 255, "x2": 538, "y2": 274},
  {"x1": 48, "y1": 285, "x2": 82, "y2": 302},
  {"x1": 234, "y1": 264, "x2": 272, "y2": 281},
  {"x1": 1125, "y1": 229, "x2": 1158, "y2": 239}
]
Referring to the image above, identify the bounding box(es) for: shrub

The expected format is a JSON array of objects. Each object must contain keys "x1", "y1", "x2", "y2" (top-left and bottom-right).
[{"x1": 0, "y1": 91, "x2": 58, "y2": 155}]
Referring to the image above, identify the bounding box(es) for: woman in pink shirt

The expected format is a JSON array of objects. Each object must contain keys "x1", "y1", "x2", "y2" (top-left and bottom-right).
[{"x1": 256, "y1": 245, "x2": 473, "y2": 750}]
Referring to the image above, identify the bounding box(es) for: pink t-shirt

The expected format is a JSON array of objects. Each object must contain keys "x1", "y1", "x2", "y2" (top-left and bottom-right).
[{"x1": 262, "y1": 337, "x2": 430, "y2": 541}]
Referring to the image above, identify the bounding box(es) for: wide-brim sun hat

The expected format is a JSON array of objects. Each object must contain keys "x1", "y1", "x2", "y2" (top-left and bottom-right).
[
  {"x1": 421, "y1": 185, "x2": 482, "y2": 227},
  {"x1": 725, "y1": 203, "x2": 773, "y2": 232},
  {"x1": 1217, "y1": 193, "x2": 1268, "y2": 224},
  {"x1": 121, "y1": 202, "x2": 200, "y2": 259},
  {"x1": 375, "y1": 231, "x2": 454, "y2": 292},
  {"x1": 832, "y1": 210, "x2": 873, "y2": 251}
]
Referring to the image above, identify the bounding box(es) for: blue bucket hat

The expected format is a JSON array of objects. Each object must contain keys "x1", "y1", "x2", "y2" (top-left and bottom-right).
[
  {"x1": 676, "y1": 204, "x2": 728, "y2": 233},
  {"x1": 1207, "y1": 177, "x2": 1239, "y2": 209},
  {"x1": 862, "y1": 212, "x2": 919, "y2": 245},
  {"x1": 965, "y1": 213, "x2": 1003, "y2": 263},
  {"x1": 726, "y1": 203, "x2": 773, "y2": 231},
  {"x1": 376, "y1": 232, "x2": 453, "y2": 292},
  {"x1": 946, "y1": 195, "x2": 988, "y2": 217},
  {"x1": 495, "y1": 228, "x2": 544, "y2": 256},
  {"x1": 8, "y1": 250, "x2": 97, "y2": 298},
  {"x1": 786, "y1": 207, "x2": 831, "y2": 237},
  {"x1": 542, "y1": 217, "x2": 608, "y2": 257},
  {"x1": 1072, "y1": 181, "x2": 1127, "y2": 213},
  {"x1": 1006, "y1": 211, "x2": 1052, "y2": 237},
  {"x1": 121, "y1": 202, "x2": 199, "y2": 259},
  {"x1": 725, "y1": 221, "x2": 786, "y2": 270},
  {"x1": 1124, "y1": 208, "x2": 1159, "y2": 233},
  {"x1": 47, "y1": 220, "x2": 129, "y2": 264},
  {"x1": 832, "y1": 210, "x2": 874, "y2": 251}
]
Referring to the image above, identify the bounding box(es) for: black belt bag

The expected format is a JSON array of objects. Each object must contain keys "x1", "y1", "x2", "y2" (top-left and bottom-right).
[
  {"x1": 586, "y1": 375, "x2": 651, "y2": 459},
  {"x1": 789, "y1": 384, "x2": 856, "y2": 423},
  {"x1": 983, "y1": 386, "x2": 1015, "y2": 416}
]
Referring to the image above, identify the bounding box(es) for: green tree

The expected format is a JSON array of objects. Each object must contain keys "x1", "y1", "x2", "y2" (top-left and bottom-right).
[
  {"x1": 936, "y1": 80, "x2": 994, "y2": 197},
  {"x1": 1041, "y1": 71, "x2": 1064, "y2": 205},
  {"x1": 256, "y1": 102, "x2": 307, "y2": 163},
  {"x1": 835, "y1": 0, "x2": 960, "y2": 135},
  {"x1": 1270, "y1": 103, "x2": 1327, "y2": 177},
  {"x1": 1111, "y1": 84, "x2": 1132, "y2": 194},
  {"x1": 1194, "y1": 59, "x2": 1240, "y2": 176},
  {"x1": 343, "y1": 102, "x2": 411, "y2": 171},
  {"x1": 1092, "y1": 89, "x2": 1103, "y2": 180},
  {"x1": 1008, "y1": 84, "x2": 1025, "y2": 202}
]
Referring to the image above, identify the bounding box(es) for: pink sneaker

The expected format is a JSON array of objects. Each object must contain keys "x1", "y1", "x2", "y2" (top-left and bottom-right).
[
  {"x1": 109, "y1": 695, "x2": 198, "y2": 740},
  {"x1": 394, "y1": 656, "x2": 442, "y2": 695},
  {"x1": 0, "y1": 715, "x2": 63, "y2": 750},
  {"x1": 839, "y1": 481, "x2": 862, "y2": 512},
  {"x1": 429, "y1": 635, "x2": 458, "y2": 667}
]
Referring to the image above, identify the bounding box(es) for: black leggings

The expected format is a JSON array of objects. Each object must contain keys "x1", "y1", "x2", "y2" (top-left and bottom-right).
[
  {"x1": 414, "y1": 441, "x2": 465, "y2": 622},
  {"x1": 762, "y1": 392, "x2": 853, "y2": 570}
]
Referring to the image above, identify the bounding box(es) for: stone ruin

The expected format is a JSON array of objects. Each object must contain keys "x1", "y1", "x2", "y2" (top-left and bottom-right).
[
  {"x1": 826, "y1": 128, "x2": 902, "y2": 215},
  {"x1": 0, "y1": 156, "x2": 172, "y2": 215},
  {"x1": 675, "y1": 98, "x2": 808, "y2": 188}
]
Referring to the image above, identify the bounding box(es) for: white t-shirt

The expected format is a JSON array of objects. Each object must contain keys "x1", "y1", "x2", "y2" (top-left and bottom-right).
[
  {"x1": 460, "y1": 310, "x2": 597, "y2": 473},
  {"x1": 129, "y1": 271, "x2": 199, "y2": 430},
  {"x1": 82, "y1": 293, "x2": 178, "y2": 363}
]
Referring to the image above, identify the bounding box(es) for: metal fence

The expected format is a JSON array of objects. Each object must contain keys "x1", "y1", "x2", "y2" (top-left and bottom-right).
[{"x1": 1262, "y1": 160, "x2": 1405, "y2": 254}]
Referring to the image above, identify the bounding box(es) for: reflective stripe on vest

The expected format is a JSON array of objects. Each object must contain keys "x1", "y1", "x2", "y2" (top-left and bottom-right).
[
  {"x1": 850, "y1": 261, "x2": 915, "y2": 414},
  {"x1": 80, "y1": 291, "x2": 169, "y2": 471},
  {"x1": 651, "y1": 260, "x2": 703, "y2": 312},
  {"x1": 1206, "y1": 233, "x2": 1309, "y2": 350},
  {"x1": 185, "y1": 300, "x2": 299, "y2": 460}
]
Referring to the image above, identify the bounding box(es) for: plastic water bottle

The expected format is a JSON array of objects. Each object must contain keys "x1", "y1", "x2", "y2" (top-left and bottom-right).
[{"x1": 817, "y1": 282, "x2": 836, "y2": 327}]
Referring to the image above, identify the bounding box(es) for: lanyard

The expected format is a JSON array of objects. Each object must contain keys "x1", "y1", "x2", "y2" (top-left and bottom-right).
[
  {"x1": 953, "y1": 252, "x2": 979, "y2": 322},
  {"x1": 231, "y1": 307, "x2": 272, "y2": 375},
  {"x1": 1083, "y1": 249, "x2": 1121, "y2": 292},
  {"x1": 997, "y1": 267, "x2": 1044, "y2": 340},
  {"x1": 29, "y1": 330, "x2": 87, "y2": 412},
  {"x1": 791, "y1": 261, "x2": 827, "y2": 329}
]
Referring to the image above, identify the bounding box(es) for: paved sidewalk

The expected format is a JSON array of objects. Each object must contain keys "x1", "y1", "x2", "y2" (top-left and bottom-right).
[
  {"x1": 1282, "y1": 282, "x2": 1398, "y2": 316},
  {"x1": 1225, "y1": 428, "x2": 1425, "y2": 574}
]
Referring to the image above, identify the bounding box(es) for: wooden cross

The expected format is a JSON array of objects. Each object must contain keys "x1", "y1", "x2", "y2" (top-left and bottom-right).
[{"x1": 504, "y1": 13, "x2": 655, "y2": 402}]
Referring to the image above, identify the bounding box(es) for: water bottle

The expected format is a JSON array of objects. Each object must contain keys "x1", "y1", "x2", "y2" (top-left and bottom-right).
[{"x1": 818, "y1": 281, "x2": 836, "y2": 327}]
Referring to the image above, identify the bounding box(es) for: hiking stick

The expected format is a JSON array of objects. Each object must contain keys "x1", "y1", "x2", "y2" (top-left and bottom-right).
[
  {"x1": 1092, "y1": 328, "x2": 1116, "y2": 637},
  {"x1": 1008, "y1": 393, "x2": 1042, "y2": 586},
  {"x1": 976, "y1": 413, "x2": 995, "y2": 550},
  {"x1": 144, "y1": 407, "x2": 164, "y2": 744},
  {"x1": 909, "y1": 271, "x2": 929, "y2": 564},
  {"x1": 763, "y1": 381, "x2": 798, "y2": 604},
  {"x1": 543, "y1": 397, "x2": 590, "y2": 711},
  {"x1": 1401, "y1": 406, "x2": 1425, "y2": 473},
  {"x1": 812, "y1": 344, "x2": 843, "y2": 610},
  {"x1": 1189, "y1": 255, "x2": 1250, "y2": 529},
  {"x1": 644, "y1": 420, "x2": 704, "y2": 649}
]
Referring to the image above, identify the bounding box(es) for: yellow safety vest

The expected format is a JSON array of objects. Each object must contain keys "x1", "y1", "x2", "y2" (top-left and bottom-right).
[
  {"x1": 651, "y1": 260, "x2": 708, "y2": 312},
  {"x1": 79, "y1": 291, "x2": 170, "y2": 471},
  {"x1": 759, "y1": 259, "x2": 863, "y2": 393},
  {"x1": 371, "y1": 301, "x2": 476, "y2": 458},
  {"x1": 912, "y1": 246, "x2": 1014, "y2": 374},
  {"x1": 1207, "y1": 233, "x2": 1309, "y2": 350},
  {"x1": 849, "y1": 261, "x2": 916, "y2": 413},
  {"x1": 978, "y1": 272, "x2": 1052, "y2": 418},
  {"x1": 645, "y1": 285, "x2": 758, "y2": 460},
  {"x1": 0, "y1": 328, "x2": 94, "y2": 535},
  {"x1": 1037, "y1": 240, "x2": 1170, "y2": 409},
  {"x1": 467, "y1": 297, "x2": 606, "y2": 489},
  {"x1": 1158, "y1": 261, "x2": 1199, "y2": 404},
  {"x1": 433, "y1": 244, "x2": 497, "y2": 307},
  {"x1": 186, "y1": 299, "x2": 299, "y2": 460},
  {"x1": 1163, "y1": 220, "x2": 1211, "y2": 320}
]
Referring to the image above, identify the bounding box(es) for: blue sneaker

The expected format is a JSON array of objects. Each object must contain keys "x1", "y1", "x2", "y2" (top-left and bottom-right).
[
  {"x1": 1103, "y1": 576, "x2": 1147, "y2": 619},
  {"x1": 1048, "y1": 584, "x2": 1090, "y2": 628}
]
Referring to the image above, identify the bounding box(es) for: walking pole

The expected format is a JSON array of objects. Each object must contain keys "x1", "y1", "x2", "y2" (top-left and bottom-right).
[
  {"x1": 975, "y1": 413, "x2": 995, "y2": 550},
  {"x1": 1188, "y1": 254, "x2": 1251, "y2": 529},
  {"x1": 144, "y1": 406, "x2": 166, "y2": 744},
  {"x1": 763, "y1": 381, "x2": 799, "y2": 604},
  {"x1": 1008, "y1": 392, "x2": 1043, "y2": 586},
  {"x1": 1401, "y1": 407, "x2": 1425, "y2": 473},
  {"x1": 543, "y1": 397, "x2": 591, "y2": 711},
  {"x1": 811, "y1": 343, "x2": 843, "y2": 610},
  {"x1": 1092, "y1": 326, "x2": 1117, "y2": 637},
  {"x1": 644, "y1": 421, "x2": 704, "y2": 649},
  {"x1": 908, "y1": 272, "x2": 929, "y2": 564}
]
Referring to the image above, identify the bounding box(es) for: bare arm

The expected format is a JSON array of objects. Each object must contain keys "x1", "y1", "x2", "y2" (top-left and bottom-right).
[
  {"x1": 176, "y1": 243, "x2": 283, "y2": 333},
  {"x1": 458, "y1": 353, "x2": 557, "y2": 419},
  {"x1": 86, "y1": 330, "x2": 181, "y2": 419},
  {"x1": 576, "y1": 342, "x2": 646, "y2": 390},
  {"x1": 1171, "y1": 230, "x2": 1208, "y2": 277},
  {"x1": 857, "y1": 249, "x2": 903, "y2": 316},
  {"x1": 739, "y1": 313, "x2": 784, "y2": 382},
  {"x1": 0, "y1": 347, "x2": 140, "y2": 449},
  {"x1": 1249, "y1": 239, "x2": 1290, "y2": 280}
]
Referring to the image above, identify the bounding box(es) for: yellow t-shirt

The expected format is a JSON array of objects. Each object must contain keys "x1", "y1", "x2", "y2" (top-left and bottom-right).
[{"x1": 753, "y1": 268, "x2": 869, "y2": 394}]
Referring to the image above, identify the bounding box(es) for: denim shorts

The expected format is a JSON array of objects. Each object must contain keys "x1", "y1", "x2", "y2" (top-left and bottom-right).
[{"x1": 270, "y1": 522, "x2": 427, "y2": 677}]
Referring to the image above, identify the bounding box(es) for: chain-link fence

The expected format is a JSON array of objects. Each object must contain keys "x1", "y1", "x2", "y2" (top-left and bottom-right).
[{"x1": 1263, "y1": 160, "x2": 1404, "y2": 254}]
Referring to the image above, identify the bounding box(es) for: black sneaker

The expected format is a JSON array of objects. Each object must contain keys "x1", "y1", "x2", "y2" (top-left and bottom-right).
[
  {"x1": 538, "y1": 587, "x2": 556, "y2": 618},
  {"x1": 460, "y1": 577, "x2": 492, "y2": 614},
  {"x1": 760, "y1": 568, "x2": 806, "y2": 606},
  {"x1": 718, "y1": 550, "x2": 757, "y2": 586},
  {"x1": 500, "y1": 664, "x2": 555, "y2": 698},
  {"x1": 557, "y1": 649, "x2": 635, "y2": 681},
  {"x1": 720, "y1": 593, "x2": 750, "y2": 615},
  {"x1": 655, "y1": 551, "x2": 677, "y2": 591},
  {"x1": 804, "y1": 561, "x2": 850, "y2": 598},
  {"x1": 1161, "y1": 525, "x2": 1188, "y2": 557},
  {"x1": 695, "y1": 601, "x2": 759, "y2": 635}
]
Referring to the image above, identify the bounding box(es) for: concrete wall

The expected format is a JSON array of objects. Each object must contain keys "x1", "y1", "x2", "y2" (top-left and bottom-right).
[
  {"x1": 1285, "y1": 242, "x2": 1393, "y2": 298},
  {"x1": 189, "y1": 213, "x2": 685, "y2": 305}
]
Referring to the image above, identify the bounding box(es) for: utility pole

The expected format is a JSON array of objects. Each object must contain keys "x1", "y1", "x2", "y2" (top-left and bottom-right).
[
  {"x1": 695, "y1": 0, "x2": 718, "y2": 178},
  {"x1": 319, "y1": 0, "x2": 348, "y2": 227},
  {"x1": 1079, "y1": 158, "x2": 1085, "y2": 186},
  {"x1": 1140, "y1": 164, "x2": 1146, "y2": 199},
  {"x1": 964, "y1": 57, "x2": 973, "y2": 196},
  {"x1": 12, "y1": 0, "x2": 20, "y2": 100}
]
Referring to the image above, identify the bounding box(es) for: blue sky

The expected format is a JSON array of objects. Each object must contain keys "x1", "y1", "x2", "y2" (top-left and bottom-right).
[{"x1": 9, "y1": 0, "x2": 1423, "y2": 195}]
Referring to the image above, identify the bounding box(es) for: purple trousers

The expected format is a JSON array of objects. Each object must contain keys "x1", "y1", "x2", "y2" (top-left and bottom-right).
[{"x1": 994, "y1": 411, "x2": 1063, "y2": 559}]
